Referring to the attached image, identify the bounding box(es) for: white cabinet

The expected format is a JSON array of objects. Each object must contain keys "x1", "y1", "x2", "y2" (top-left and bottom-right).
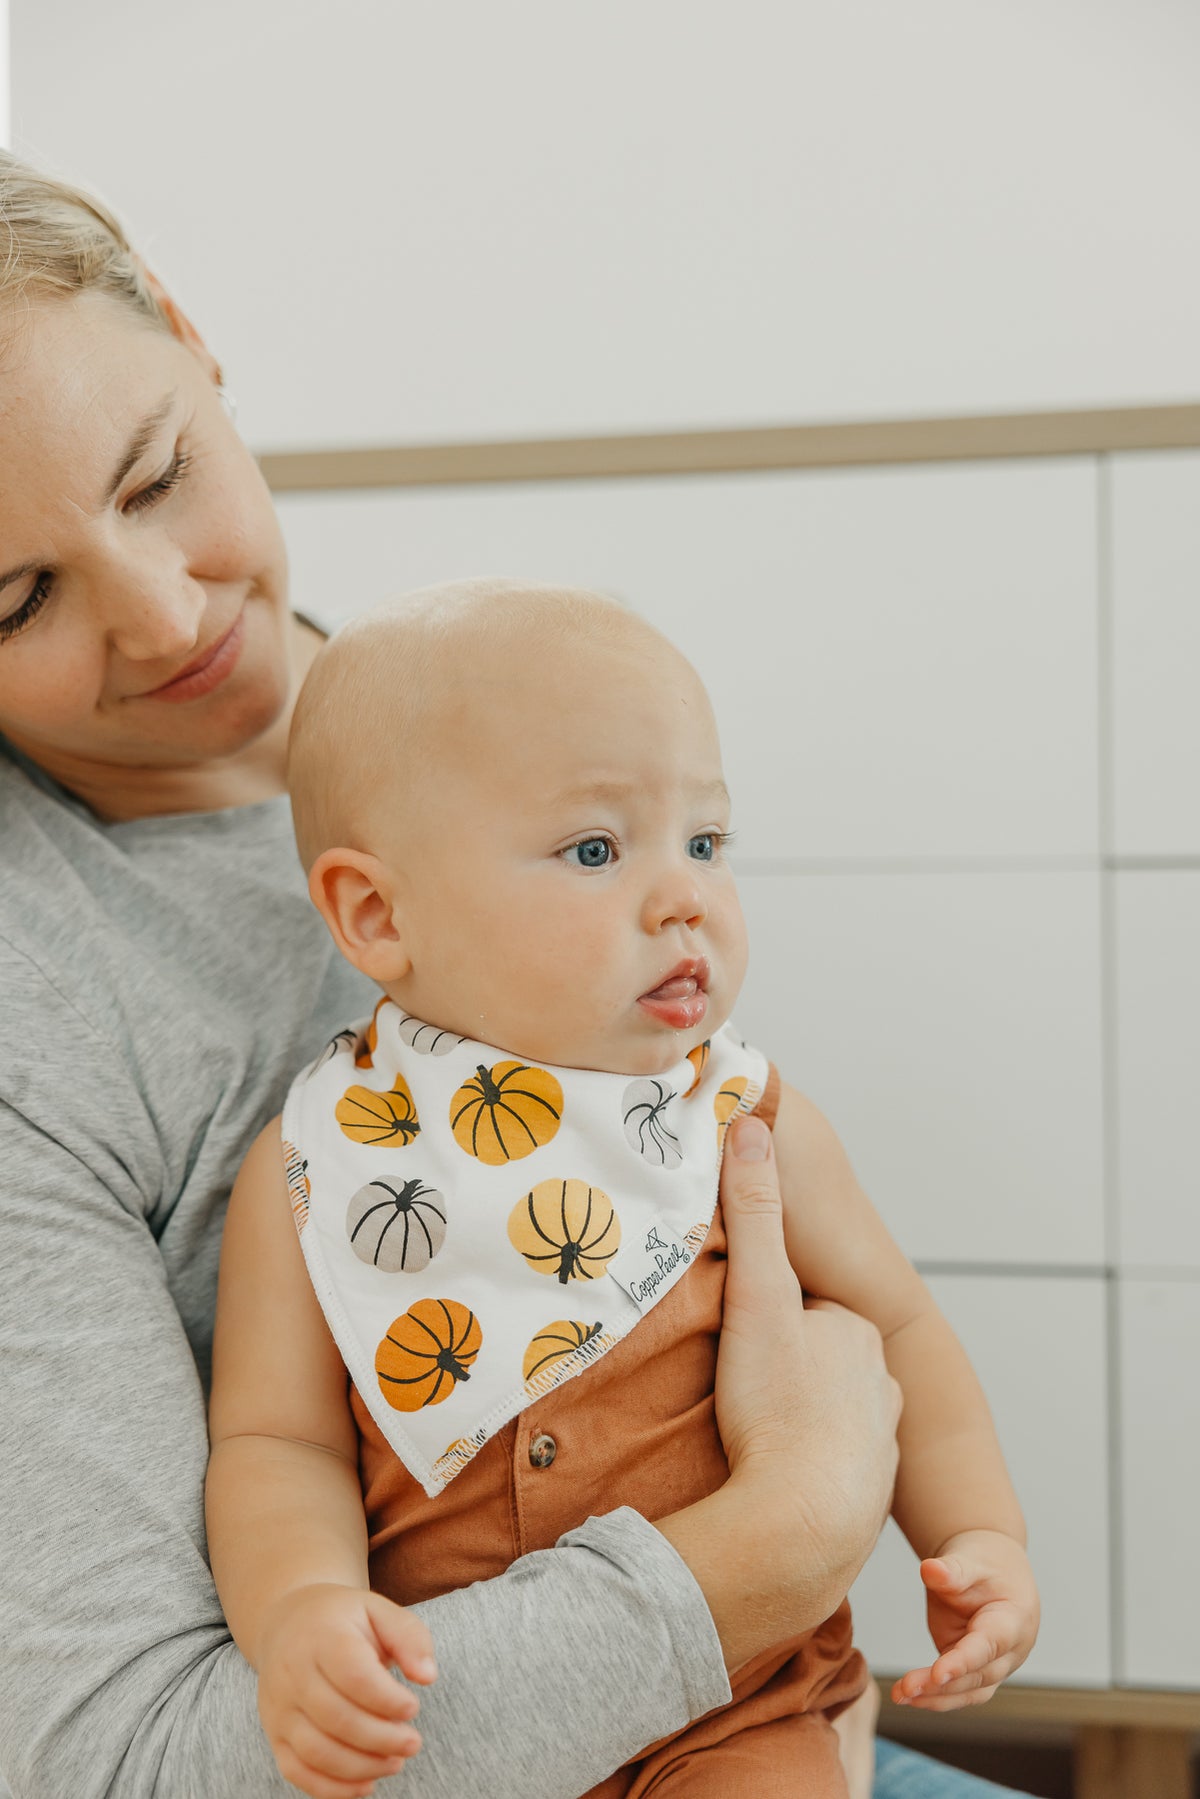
[
  {"x1": 736, "y1": 871, "x2": 1104, "y2": 1267},
  {"x1": 1111, "y1": 452, "x2": 1200, "y2": 859},
  {"x1": 278, "y1": 457, "x2": 1099, "y2": 861},
  {"x1": 1118, "y1": 1279, "x2": 1200, "y2": 1687},
  {"x1": 851, "y1": 1274, "x2": 1111, "y2": 1686},
  {"x1": 1114, "y1": 872, "x2": 1200, "y2": 1272}
]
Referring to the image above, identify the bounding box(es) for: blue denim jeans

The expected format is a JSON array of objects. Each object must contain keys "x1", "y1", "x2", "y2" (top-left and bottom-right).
[{"x1": 874, "y1": 1738, "x2": 1033, "y2": 1796}]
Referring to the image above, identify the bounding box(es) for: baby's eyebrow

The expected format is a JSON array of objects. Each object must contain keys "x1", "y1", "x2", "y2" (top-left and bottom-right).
[{"x1": 549, "y1": 777, "x2": 730, "y2": 809}]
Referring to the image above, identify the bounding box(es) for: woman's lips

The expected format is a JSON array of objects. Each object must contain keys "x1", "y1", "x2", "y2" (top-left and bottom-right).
[
  {"x1": 142, "y1": 613, "x2": 245, "y2": 703},
  {"x1": 638, "y1": 959, "x2": 710, "y2": 1030}
]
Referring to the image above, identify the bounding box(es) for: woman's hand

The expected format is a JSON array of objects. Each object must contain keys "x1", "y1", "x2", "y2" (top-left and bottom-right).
[{"x1": 655, "y1": 1112, "x2": 902, "y2": 1670}]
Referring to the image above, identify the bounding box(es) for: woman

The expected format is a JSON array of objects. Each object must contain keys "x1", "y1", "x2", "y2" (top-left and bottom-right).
[{"x1": 0, "y1": 151, "x2": 1024, "y2": 1799}]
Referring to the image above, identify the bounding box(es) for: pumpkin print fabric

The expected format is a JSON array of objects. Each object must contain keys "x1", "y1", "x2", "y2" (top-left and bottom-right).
[
  {"x1": 508, "y1": 1179, "x2": 621, "y2": 1283},
  {"x1": 450, "y1": 1060, "x2": 563, "y2": 1164},
  {"x1": 376, "y1": 1299, "x2": 482, "y2": 1412},
  {"x1": 623, "y1": 1078, "x2": 684, "y2": 1168},
  {"x1": 281, "y1": 1001, "x2": 766, "y2": 1496}
]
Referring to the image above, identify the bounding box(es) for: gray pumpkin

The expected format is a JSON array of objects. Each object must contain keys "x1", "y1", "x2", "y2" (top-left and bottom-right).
[
  {"x1": 622, "y1": 1079, "x2": 683, "y2": 1169},
  {"x1": 397, "y1": 1014, "x2": 464, "y2": 1056},
  {"x1": 345, "y1": 1177, "x2": 448, "y2": 1272}
]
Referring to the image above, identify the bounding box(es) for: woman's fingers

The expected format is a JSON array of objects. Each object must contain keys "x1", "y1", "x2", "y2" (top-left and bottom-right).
[{"x1": 715, "y1": 1111, "x2": 901, "y2": 1596}]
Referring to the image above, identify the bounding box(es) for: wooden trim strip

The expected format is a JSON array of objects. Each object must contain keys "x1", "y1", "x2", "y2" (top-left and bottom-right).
[
  {"x1": 876, "y1": 1682, "x2": 1200, "y2": 1730},
  {"x1": 258, "y1": 404, "x2": 1200, "y2": 493}
]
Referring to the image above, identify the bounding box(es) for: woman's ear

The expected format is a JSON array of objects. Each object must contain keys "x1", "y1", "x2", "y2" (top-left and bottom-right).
[
  {"x1": 139, "y1": 263, "x2": 223, "y2": 385},
  {"x1": 308, "y1": 849, "x2": 412, "y2": 984}
]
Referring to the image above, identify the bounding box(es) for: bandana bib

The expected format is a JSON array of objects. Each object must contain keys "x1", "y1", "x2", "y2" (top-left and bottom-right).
[{"x1": 282, "y1": 1001, "x2": 767, "y2": 1497}]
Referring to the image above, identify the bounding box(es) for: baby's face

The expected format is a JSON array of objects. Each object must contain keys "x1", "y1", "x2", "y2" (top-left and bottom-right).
[{"x1": 383, "y1": 627, "x2": 748, "y2": 1075}]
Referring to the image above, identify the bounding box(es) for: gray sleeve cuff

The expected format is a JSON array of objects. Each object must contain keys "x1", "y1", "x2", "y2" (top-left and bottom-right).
[{"x1": 398, "y1": 1505, "x2": 732, "y2": 1799}]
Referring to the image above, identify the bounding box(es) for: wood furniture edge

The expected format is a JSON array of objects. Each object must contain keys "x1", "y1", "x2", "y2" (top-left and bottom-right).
[
  {"x1": 876, "y1": 1680, "x2": 1200, "y2": 1730},
  {"x1": 258, "y1": 403, "x2": 1200, "y2": 492}
]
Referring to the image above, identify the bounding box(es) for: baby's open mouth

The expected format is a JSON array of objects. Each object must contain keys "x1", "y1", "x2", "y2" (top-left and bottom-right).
[{"x1": 638, "y1": 959, "x2": 710, "y2": 1030}]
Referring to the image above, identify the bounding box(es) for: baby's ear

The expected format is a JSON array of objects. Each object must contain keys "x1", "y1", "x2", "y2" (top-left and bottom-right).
[{"x1": 308, "y1": 849, "x2": 412, "y2": 983}]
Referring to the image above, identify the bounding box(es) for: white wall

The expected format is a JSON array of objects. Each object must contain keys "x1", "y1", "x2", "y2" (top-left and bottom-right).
[
  {"x1": 1, "y1": 0, "x2": 9, "y2": 148},
  {"x1": 10, "y1": 0, "x2": 1198, "y2": 1696},
  {"x1": 11, "y1": 0, "x2": 1200, "y2": 450}
]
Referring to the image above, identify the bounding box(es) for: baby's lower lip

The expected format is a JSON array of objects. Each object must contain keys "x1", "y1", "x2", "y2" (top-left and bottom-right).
[{"x1": 638, "y1": 978, "x2": 709, "y2": 1031}]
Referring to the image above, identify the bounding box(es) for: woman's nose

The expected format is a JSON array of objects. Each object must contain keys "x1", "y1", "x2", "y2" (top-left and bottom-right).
[
  {"x1": 640, "y1": 861, "x2": 708, "y2": 934},
  {"x1": 95, "y1": 542, "x2": 206, "y2": 663}
]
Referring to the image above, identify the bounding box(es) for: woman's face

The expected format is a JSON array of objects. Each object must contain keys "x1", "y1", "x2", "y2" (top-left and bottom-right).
[{"x1": 0, "y1": 291, "x2": 291, "y2": 788}]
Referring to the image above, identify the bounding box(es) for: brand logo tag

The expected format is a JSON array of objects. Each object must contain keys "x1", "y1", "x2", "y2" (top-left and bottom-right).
[{"x1": 608, "y1": 1221, "x2": 693, "y2": 1312}]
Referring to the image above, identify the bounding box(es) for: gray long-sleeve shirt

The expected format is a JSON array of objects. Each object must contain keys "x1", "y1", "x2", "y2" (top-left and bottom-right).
[{"x1": 0, "y1": 739, "x2": 729, "y2": 1799}]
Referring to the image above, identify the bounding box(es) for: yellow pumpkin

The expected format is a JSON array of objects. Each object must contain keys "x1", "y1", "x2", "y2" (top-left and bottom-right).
[
  {"x1": 522, "y1": 1319, "x2": 604, "y2": 1383},
  {"x1": 336, "y1": 1075, "x2": 421, "y2": 1147},
  {"x1": 450, "y1": 1061, "x2": 563, "y2": 1165},
  {"x1": 375, "y1": 1298, "x2": 481, "y2": 1412},
  {"x1": 508, "y1": 1178, "x2": 621, "y2": 1283},
  {"x1": 713, "y1": 1075, "x2": 751, "y2": 1150}
]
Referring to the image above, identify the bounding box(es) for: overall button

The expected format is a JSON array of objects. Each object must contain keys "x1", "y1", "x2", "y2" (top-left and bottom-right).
[{"x1": 529, "y1": 1432, "x2": 557, "y2": 1469}]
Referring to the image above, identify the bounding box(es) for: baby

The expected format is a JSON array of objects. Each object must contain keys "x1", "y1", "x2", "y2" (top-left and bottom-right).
[{"x1": 206, "y1": 580, "x2": 1039, "y2": 1799}]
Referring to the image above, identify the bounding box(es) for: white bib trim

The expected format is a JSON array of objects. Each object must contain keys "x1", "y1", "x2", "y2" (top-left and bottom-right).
[{"x1": 282, "y1": 1003, "x2": 766, "y2": 1497}]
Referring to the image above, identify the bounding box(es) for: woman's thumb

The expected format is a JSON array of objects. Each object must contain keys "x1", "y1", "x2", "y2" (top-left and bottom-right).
[{"x1": 721, "y1": 1115, "x2": 789, "y2": 1295}]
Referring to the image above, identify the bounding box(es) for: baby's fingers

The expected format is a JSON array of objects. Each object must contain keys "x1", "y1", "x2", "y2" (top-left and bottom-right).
[
  {"x1": 301, "y1": 1667, "x2": 423, "y2": 1757},
  {"x1": 275, "y1": 1716, "x2": 417, "y2": 1799},
  {"x1": 366, "y1": 1592, "x2": 438, "y2": 1687},
  {"x1": 317, "y1": 1625, "x2": 425, "y2": 1723},
  {"x1": 898, "y1": 1680, "x2": 1002, "y2": 1713}
]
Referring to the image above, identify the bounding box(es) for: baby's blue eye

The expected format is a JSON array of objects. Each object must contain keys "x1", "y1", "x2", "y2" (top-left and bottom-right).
[
  {"x1": 564, "y1": 837, "x2": 613, "y2": 868},
  {"x1": 688, "y1": 834, "x2": 717, "y2": 862}
]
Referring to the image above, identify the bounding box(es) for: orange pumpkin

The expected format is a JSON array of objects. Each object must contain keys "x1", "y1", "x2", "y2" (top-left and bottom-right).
[
  {"x1": 375, "y1": 1298, "x2": 481, "y2": 1412},
  {"x1": 522, "y1": 1319, "x2": 604, "y2": 1383},
  {"x1": 336, "y1": 1075, "x2": 421, "y2": 1147},
  {"x1": 282, "y1": 1138, "x2": 311, "y2": 1231},
  {"x1": 450, "y1": 1061, "x2": 563, "y2": 1165},
  {"x1": 508, "y1": 1178, "x2": 621, "y2": 1283},
  {"x1": 684, "y1": 1040, "x2": 711, "y2": 1098},
  {"x1": 355, "y1": 997, "x2": 388, "y2": 1068}
]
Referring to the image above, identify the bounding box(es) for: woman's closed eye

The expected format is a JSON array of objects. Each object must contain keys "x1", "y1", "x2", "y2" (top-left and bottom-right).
[
  {"x1": 123, "y1": 448, "x2": 192, "y2": 515},
  {"x1": 0, "y1": 573, "x2": 52, "y2": 645}
]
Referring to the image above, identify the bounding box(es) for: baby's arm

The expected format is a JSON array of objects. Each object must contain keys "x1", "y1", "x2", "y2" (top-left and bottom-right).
[
  {"x1": 772, "y1": 1083, "x2": 1040, "y2": 1711},
  {"x1": 207, "y1": 1121, "x2": 436, "y2": 1799}
]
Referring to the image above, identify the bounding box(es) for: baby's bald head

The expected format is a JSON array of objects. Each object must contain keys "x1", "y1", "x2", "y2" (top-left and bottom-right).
[{"x1": 288, "y1": 577, "x2": 687, "y2": 871}]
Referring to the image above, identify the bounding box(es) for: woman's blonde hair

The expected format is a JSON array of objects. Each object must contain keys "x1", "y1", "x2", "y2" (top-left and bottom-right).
[{"x1": 0, "y1": 149, "x2": 169, "y2": 329}]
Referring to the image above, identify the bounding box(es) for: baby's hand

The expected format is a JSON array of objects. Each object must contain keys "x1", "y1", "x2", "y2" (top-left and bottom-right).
[
  {"x1": 256, "y1": 1583, "x2": 436, "y2": 1799},
  {"x1": 891, "y1": 1529, "x2": 1039, "y2": 1711}
]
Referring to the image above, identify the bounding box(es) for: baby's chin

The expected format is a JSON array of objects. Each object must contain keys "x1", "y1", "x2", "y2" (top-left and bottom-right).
[{"x1": 509, "y1": 1022, "x2": 723, "y2": 1078}]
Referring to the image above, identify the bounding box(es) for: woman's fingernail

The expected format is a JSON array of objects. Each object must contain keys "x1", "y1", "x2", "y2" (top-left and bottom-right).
[{"x1": 730, "y1": 1117, "x2": 770, "y2": 1161}]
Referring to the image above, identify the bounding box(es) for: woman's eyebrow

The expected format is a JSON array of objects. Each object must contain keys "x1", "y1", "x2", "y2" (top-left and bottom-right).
[
  {"x1": 0, "y1": 394, "x2": 182, "y2": 594},
  {"x1": 100, "y1": 391, "x2": 179, "y2": 505}
]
